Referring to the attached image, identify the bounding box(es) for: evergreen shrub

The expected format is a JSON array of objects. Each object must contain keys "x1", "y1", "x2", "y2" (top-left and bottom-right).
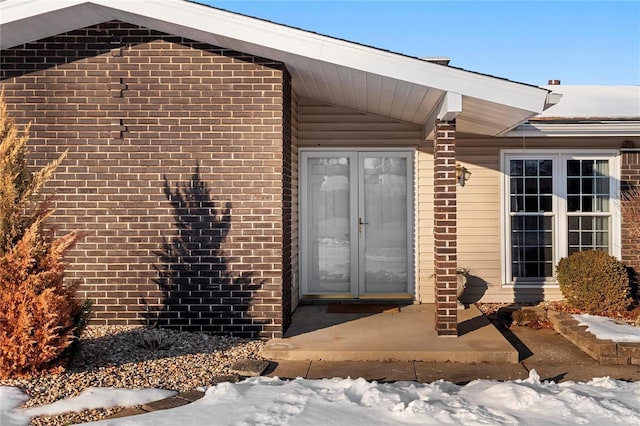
[
  {"x1": 556, "y1": 250, "x2": 631, "y2": 314},
  {"x1": 0, "y1": 91, "x2": 85, "y2": 378}
]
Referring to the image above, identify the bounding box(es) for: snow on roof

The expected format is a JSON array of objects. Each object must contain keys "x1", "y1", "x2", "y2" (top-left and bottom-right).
[{"x1": 535, "y1": 85, "x2": 640, "y2": 120}]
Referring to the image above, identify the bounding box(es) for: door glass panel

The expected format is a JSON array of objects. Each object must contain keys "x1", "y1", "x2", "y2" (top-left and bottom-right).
[
  {"x1": 362, "y1": 156, "x2": 408, "y2": 294},
  {"x1": 306, "y1": 157, "x2": 351, "y2": 293}
]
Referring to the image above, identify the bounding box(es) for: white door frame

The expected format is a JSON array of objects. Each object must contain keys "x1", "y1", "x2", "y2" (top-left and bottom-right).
[{"x1": 299, "y1": 148, "x2": 415, "y2": 299}]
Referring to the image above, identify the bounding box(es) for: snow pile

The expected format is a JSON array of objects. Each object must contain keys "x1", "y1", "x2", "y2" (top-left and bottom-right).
[
  {"x1": 574, "y1": 314, "x2": 640, "y2": 342},
  {"x1": 4, "y1": 371, "x2": 639, "y2": 426},
  {"x1": 1, "y1": 387, "x2": 176, "y2": 426},
  {"x1": 1, "y1": 387, "x2": 29, "y2": 426}
]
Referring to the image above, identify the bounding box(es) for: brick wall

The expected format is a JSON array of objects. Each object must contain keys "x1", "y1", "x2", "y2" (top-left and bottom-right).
[
  {"x1": 621, "y1": 150, "x2": 640, "y2": 285},
  {"x1": 433, "y1": 120, "x2": 458, "y2": 336},
  {"x1": 1, "y1": 21, "x2": 292, "y2": 338},
  {"x1": 281, "y1": 69, "x2": 293, "y2": 331}
]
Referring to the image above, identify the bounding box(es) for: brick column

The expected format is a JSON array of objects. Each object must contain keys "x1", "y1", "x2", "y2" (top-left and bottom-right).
[
  {"x1": 433, "y1": 120, "x2": 458, "y2": 336},
  {"x1": 621, "y1": 149, "x2": 640, "y2": 285}
]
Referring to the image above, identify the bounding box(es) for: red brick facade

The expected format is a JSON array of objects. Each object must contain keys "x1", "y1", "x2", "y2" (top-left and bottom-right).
[
  {"x1": 621, "y1": 149, "x2": 640, "y2": 286},
  {"x1": 0, "y1": 21, "x2": 293, "y2": 338},
  {"x1": 433, "y1": 121, "x2": 458, "y2": 336}
]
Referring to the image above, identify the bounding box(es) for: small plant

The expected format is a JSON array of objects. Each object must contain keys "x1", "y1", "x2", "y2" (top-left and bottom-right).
[
  {"x1": 456, "y1": 268, "x2": 470, "y2": 300},
  {"x1": 556, "y1": 250, "x2": 631, "y2": 314},
  {"x1": 141, "y1": 329, "x2": 174, "y2": 350}
]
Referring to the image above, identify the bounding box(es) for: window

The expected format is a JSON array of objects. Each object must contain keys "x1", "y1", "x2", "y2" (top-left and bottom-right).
[
  {"x1": 503, "y1": 151, "x2": 620, "y2": 285},
  {"x1": 566, "y1": 159, "x2": 610, "y2": 255}
]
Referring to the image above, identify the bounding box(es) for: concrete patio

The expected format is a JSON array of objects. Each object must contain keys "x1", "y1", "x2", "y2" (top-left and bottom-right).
[{"x1": 262, "y1": 303, "x2": 519, "y2": 363}]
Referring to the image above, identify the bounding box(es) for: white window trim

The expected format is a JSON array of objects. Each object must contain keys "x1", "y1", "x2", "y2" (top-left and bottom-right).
[{"x1": 500, "y1": 149, "x2": 621, "y2": 287}]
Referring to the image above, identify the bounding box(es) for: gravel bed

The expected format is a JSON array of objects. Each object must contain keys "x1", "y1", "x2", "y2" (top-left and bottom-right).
[{"x1": 1, "y1": 326, "x2": 265, "y2": 425}]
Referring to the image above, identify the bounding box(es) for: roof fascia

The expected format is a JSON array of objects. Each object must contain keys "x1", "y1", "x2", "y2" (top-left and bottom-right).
[
  {"x1": 1, "y1": 0, "x2": 87, "y2": 21},
  {"x1": 1, "y1": 0, "x2": 552, "y2": 116},
  {"x1": 503, "y1": 122, "x2": 640, "y2": 138}
]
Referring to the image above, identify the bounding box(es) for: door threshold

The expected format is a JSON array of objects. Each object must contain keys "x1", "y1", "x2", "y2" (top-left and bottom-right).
[{"x1": 300, "y1": 294, "x2": 414, "y2": 304}]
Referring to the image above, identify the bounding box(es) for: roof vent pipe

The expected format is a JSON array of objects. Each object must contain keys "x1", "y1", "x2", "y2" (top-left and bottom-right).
[{"x1": 548, "y1": 79, "x2": 561, "y2": 85}]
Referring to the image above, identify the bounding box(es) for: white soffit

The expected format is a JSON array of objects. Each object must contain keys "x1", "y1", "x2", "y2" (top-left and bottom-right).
[{"x1": 0, "y1": 0, "x2": 555, "y2": 135}]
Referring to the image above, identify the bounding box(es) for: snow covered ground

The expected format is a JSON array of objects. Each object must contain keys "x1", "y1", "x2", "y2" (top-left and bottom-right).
[
  {"x1": 3, "y1": 370, "x2": 640, "y2": 426},
  {"x1": 3, "y1": 314, "x2": 640, "y2": 425},
  {"x1": 1, "y1": 387, "x2": 176, "y2": 426},
  {"x1": 574, "y1": 314, "x2": 640, "y2": 343}
]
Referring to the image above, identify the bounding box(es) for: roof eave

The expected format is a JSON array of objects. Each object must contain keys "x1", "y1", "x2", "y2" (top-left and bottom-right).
[
  {"x1": 1, "y1": 0, "x2": 554, "y2": 135},
  {"x1": 502, "y1": 121, "x2": 640, "y2": 138}
]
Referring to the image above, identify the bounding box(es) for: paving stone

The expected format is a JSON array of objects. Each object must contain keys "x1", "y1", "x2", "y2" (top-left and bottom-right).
[
  {"x1": 106, "y1": 407, "x2": 148, "y2": 419},
  {"x1": 177, "y1": 390, "x2": 206, "y2": 402},
  {"x1": 263, "y1": 360, "x2": 311, "y2": 379},
  {"x1": 509, "y1": 327, "x2": 594, "y2": 364},
  {"x1": 524, "y1": 362, "x2": 640, "y2": 383},
  {"x1": 415, "y1": 362, "x2": 528, "y2": 384},
  {"x1": 142, "y1": 396, "x2": 190, "y2": 411},
  {"x1": 229, "y1": 359, "x2": 270, "y2": 377},
  {"x1": 210, "y1": 375, "x2": 240, "y2": 385},
  {"x1": 307, "y1": 361, "x2": 417, "y2": 382}
]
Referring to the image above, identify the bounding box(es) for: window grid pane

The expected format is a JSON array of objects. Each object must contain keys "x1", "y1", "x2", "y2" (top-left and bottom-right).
[
  {"x1": 511, "y1": 215, "x2": 554, "y2": 280},
  {"x1": 509, "y1": 160, "x2": 553, "y2": 213},
  {"x1": 567, "y1": 215, "x2": 609, "y2": 255},
  {"x1": 566, "y1": 159, "x2": 611, "y2": 256},
  {"x1": 566, "y1": 159, "x2": 610, "y2": 213}
]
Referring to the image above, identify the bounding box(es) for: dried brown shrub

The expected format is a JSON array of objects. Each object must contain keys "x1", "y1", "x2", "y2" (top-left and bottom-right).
[
  {"x1": 0, "y1": 226, "x2": 80, "y2": 378},
  {"x1": 0, "y1": 90, "x2": 85, "y2": 378}
]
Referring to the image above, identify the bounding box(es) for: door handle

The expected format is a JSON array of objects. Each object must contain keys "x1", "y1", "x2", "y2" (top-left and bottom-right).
[{"x1": 358, "y1": 217, "x2": 368, "y2": 234}]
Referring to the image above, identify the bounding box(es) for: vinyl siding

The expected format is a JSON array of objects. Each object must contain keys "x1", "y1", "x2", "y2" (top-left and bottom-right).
[
  {"x1": 417, "y1": 147, "x2": 435, "y2": 303},
  {"x1": 297, "y1": 97, "x2": 429, "y2": 301},
  {"x1": 291, "y1": 90, "x2": 300, "y2": 310},
  {"x1": 298, "y1": 97, "x2": 423, "y2": 148},
  {"x1": 456, "y1": 135, "x2": 636, "y2": 303}
]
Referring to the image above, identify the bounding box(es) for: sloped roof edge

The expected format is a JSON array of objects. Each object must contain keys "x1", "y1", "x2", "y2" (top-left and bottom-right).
[{"x1": 1, "y1": 0, "x2": 557, "y2": 134}]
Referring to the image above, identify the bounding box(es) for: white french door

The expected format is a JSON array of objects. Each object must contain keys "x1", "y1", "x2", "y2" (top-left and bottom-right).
[{"x1": 300, "y1": 150, "x2": 414, "y2": 298}]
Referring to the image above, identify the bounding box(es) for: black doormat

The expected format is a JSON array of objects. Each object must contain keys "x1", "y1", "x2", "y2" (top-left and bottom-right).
[{"x1": 326, "y1": 303, "x2": 400, "y2": 314}]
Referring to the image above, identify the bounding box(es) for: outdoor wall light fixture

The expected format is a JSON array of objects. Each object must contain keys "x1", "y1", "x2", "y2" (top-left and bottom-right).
[{"x1": 455, "y1": 163, "x2": 472, "y2": 187}]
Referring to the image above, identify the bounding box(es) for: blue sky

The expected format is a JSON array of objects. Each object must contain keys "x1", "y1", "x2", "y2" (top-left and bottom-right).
[{"x1": 206, "y1": 1, "x2": 639, "y2": 86}]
